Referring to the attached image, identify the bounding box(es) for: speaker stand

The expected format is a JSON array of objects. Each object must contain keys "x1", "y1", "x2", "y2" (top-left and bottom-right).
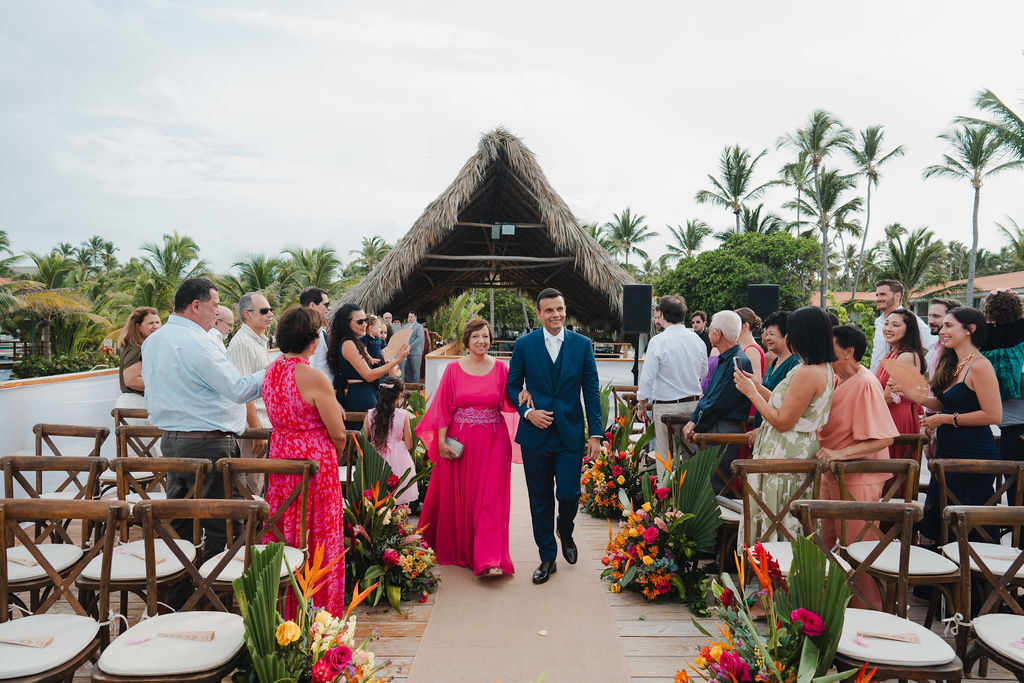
[{"x1": 631, "y1": 333, "x2": 640, "y2": 385}]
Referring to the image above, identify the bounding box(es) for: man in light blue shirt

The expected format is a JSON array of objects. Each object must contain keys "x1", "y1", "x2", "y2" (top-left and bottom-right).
[{"x1": 141, "y1": 277, "x2": 264, "y2": 589}]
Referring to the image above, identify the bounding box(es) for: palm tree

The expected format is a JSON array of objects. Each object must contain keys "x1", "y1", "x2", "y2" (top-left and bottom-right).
[
  {"x1": 997, "y1": 217, "x2": 1024, "y2": 270},
  {"x1": 695, "y1": 146, "x2": 778, "y2": 234},
  {"x1": 98, "y1": 240, "x2": 119, "y2": 271},
  {"x1": 879, "y1": 227, "x2": 947, "y2": 296},
  {"x1": 348, "y1": 236, "x2": 391, "y2": 275},
  {"x1": 583, "y1": 223, "x2": 613, "y2": 251},
  {"x1": 784, "y1": 169, "x2": 863, "y2": 255},
  {"x1": 923, "y1": 125, "x2": 1024, "y2": 305},
  {"x1": 54, "y1": 242, "x2": 75, "y2": 257},
  {"x1": 779, "y1": 154, "x2": 813, "y2": 232},
  {"x1": 26, "y1": 251, "x2": 74, "y2": 289},
  {"x1": 603, "y1": 208, "x2": 656, "y2": 268},
  {"x1": 665, "y1": 220, "x2": 712, "y2": 262},
  {"x1": 139, "y1": 231, "x2": 208, "y2": 311},
  {"x1": 233, "y1": 254, "x2": 283, "y2": 293},
  {"x1": 0, "y1": 230, "x2": 19, "y2": 277},
  {"x1": 778, "y1": 111, "x2": 853, "y2": 307},
  {"x1": 740, "y1": 204, "x2": 786, "y2": 234},
  {"x1": 282, "y1": 246, "x2": 341, "y2": 293},
  {"x1": 845, "y1": 126, "x2": 905, "y2": 297},
  {"x1": 946, "y1": 240, "x2": 969, "y2": 280},
  {"x1": 958, "y1": 89, "x2": 1024, "y2": 160}
]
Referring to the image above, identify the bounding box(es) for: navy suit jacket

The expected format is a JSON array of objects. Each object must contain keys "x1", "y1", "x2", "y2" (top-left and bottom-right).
[{"x1": 506, "y1": 328, "x2": 602, "y2": 453}]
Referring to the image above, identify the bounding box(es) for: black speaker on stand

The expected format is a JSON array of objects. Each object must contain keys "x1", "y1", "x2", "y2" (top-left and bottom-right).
[
  {"x1": 622, "y1": 284, "x2": 653, "y2": 385},
  {"x1": 747, "y1": 284, "x2": 780, "y2": 320}
]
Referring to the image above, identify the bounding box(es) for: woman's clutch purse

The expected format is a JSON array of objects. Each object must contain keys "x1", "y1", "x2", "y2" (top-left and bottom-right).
[{"x1": 444, "y1": 437, "x2": 464, "y2": 459}]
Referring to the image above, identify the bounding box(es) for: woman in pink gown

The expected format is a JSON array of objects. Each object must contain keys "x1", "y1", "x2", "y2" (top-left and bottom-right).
[
  {"x1": 416, "y1": 318, "x2": 517, "y2": 576},
  {"x1": 262, "y1": 307, "x2": 348, "y2": 614}
]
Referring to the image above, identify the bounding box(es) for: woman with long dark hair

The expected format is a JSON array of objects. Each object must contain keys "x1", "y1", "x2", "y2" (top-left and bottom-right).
[
  {"x1": 875, "y1": 308, "x2": 926, "y2": 458},
  {"x1": 327, "y1": 303, "x2": 408, "y2": 430},
  {"x1": 116, "y1": 306, "x2": 163, "y2": 452},
  {"x1": 892, "y1": 307, "x2": 1002, "y2": 541},
  {"x1": 364, "y1": 376, "x2": 417, "y2": 505}
]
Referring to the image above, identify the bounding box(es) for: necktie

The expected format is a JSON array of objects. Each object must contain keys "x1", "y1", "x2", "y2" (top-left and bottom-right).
[{"x1": 547, "y1": 336, "x2": 561, "y2": 363}]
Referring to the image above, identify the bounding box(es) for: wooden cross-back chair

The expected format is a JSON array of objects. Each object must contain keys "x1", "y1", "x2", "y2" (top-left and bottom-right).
[
  {"x1": 110, "y1": 457, "x2": 210, "y2": 540},
  {"x1": 693, "y1": 432, "x2": 749, "y2": 497},
  {"x1": 892, "y1": 432, "x2": 927, "y2": 464},
  {"x1": 945, "y1": 505, "x2": 1024, "y2": 680},
  {"x1": 91, "y1": 499, "x2": 267, "y2": 683},
  {"x1": 114, "y1": 424, "x2": 161, "y2": 459},
  {"x1": 793, "y1": 499, "x2": 963, "y2": 683},
  {"x1": 111, "y1": 408, "x2": 158, "y2": 456},
  {"x1": 339, "y1": 413, "x2": 366, "y2": 492},
  {"x1": 217, "y1": 457, "x2": 318, "y2": 547},
  {"x1": 661, "y1": 414, "x2": 693, "y2": 463},
  {"x1": 0, "y1": 499, "x2": 127, "y2": 683},
  {"x1": 32, "y1": 424, "x2": 109, "y2": 500},
  {"x1": 830, "y1": 458, "x2": 920, "y2": 513},
  {"x1": 928, "y1": 459, "x2": 1024, "y2": 546}
]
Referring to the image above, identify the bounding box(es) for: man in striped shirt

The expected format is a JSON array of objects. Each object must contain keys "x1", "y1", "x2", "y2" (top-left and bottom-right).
[{"x1": 227, "y1": 291, "x2": 274, "y2": 473}]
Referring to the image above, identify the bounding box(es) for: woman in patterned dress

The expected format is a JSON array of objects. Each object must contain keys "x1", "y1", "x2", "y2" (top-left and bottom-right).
[
  {"x1": 733, "y1": 307, "x2": 837, "y2": 545},
  {"x1": 262, "y1": 307, "x2": 348, "y2": 614}
]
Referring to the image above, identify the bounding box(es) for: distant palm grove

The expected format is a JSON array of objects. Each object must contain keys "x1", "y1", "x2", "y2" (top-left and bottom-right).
[{"x1": 1, "y1": 90, "x2": 1022, "y2": 366}]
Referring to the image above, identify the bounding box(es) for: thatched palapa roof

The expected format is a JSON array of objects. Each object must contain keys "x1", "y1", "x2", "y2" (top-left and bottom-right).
[{"x1": 342, "y1": 128, "x2": 633, "y2": 328}]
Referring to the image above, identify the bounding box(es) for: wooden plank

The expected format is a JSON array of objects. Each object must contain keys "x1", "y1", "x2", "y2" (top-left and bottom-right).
[
  {"x1": 621, "y1": 636, "x2": 692, "y2": 657},
  {"x1": 627, "y1": 656, "x2": 689, "y2": 678},
  {"x1": 618, "y1": 621, "x2": 712, "y2": 637}
]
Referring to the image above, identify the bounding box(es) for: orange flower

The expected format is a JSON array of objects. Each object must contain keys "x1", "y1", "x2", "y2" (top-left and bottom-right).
[
  {"x1": 344, "y1": 580, "x2": 380, "y2": 620},
  {"x1": 745, "y1": 545, "x2": 773, "y2": 598},
  {"x1": 296, "y1": 543, "x2": 343, "y2": 601},
  {"x1": 718, "y1": 622, "x2": 734, "y2": 648},
  {"x1": 855, "y1": 662, "x2": 877, "y2": 683},
  {"x1": 734, "y1": 550, "x2": 745, "y2": 592}
]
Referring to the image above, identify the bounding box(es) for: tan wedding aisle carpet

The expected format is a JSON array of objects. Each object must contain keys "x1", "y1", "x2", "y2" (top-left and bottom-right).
[{"x1": 407, "y1": 463, "x2": 630, "y2": 683}]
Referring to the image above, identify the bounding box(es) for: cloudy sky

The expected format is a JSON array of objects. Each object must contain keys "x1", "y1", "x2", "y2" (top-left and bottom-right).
[{"x1": 2, "y1": 0, "x2": 1022, "y2": 273}]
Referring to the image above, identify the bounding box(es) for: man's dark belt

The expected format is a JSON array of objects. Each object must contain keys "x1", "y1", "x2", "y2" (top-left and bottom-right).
[
  {"x1": 651, "y1": 395, "x2": 701, "y2": 405},
  {"x1": 163, "y1": 430, "x2": 236, "y2": 439}
]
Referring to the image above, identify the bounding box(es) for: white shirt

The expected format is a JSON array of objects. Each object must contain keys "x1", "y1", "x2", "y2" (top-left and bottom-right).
[
  {"x1": 208, "y1": 327, "x2": 226, "y2": 346},
  {"x1": 925, "y1": 339, "x2": 943, "y2": 378},
  {"x1": 543, "y1": 327, "x2": 565, "y2": 363},
  {"x1": 226, "y1": 323, "x2": 272, "y2": 425},
  {"x1": 869, "y1": 311, "x2": 937, "y2": 372},
  {"x1": 310, "y1": 327, "x2": 331, "y2": 379},
  {"x1": 637, "y1": 323, "x2": 708, "y2": 402}
]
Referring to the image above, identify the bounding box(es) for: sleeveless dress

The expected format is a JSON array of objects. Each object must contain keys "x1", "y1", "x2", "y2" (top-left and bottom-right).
[
  {"x1": 262, "y1": 356, "x2": 345, "y2": 615},
  {"x1": 366, "y1": 406, "x2": 418, "y2": 505},
  {"x1": 415, "y1": 361, "x2": 516, "y2": 575},
  {"x1": 743, "y1": 365, "x2": 835, "y2": 545},
  {"x1": 741, "y1": 343, "x2": 767, "y2": 454},
  {"x1": 874, "y1": 349, "x2": 922, "y2": 459},
  {"x1": 335, "y1": 341, "x2": 379, "y2": 430},
  {"x1": 920, "y1": 369, "x2": 1000, "y2": 540}
]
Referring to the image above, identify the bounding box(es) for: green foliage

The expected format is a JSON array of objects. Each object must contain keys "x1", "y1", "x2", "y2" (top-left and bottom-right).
[
  {"x1": 10, "y1": 351, "x2": 116, "y2": 378},
  {"x1": 667, "y1": 448, "x2": 723, "y2": 553},
  {"x1": 430, "y1": 291, "x2": 484, "y2": 342},
  {"x1": 232, "y1": 543, "x2": 292, "y2": 683},
  {"x1": 655, "y1": 232, "x2": 819, "y2": 313},
  {"x1": 829, "y1": 297, "x2": 876, "y2": 368}
]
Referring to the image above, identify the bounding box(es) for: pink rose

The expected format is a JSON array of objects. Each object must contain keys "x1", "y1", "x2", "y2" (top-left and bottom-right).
[
  {"x1": 643, "y1": 526, "x2": 659, "y2": 544},
  {"x1": 383, "y1": 548, "x2": 401, "y2": 567},
  {"x1": 324, "y1": 644, "x2": 353, "y2": 669},
  {"x1": 655, "y1": 487, "x2": 670, "y2": 500},
  {"x1": 791, "y1": 608, "x2": 825, "y2": 637},
  {"x1": 719, "y1": 650, "x2": 752, "y2": 682}
]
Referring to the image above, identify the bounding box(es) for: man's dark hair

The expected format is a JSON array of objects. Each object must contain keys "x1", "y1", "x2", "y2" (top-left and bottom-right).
[
  {"x1": 983, "y1": 291, "x2": 1022, "y2": 324},
  {"x1": 276, "y1": 307, "x2": 319, "y2": 354},
  {"x1": 875, "y1": 279, "x2": 905, "y2": 296},
  {"x1": 691, "y1": 310, "x2": 707, "y2": 323},
  {"x1": 929, "y1": 297, "x2": 960, "y2": 313},
  {"x1": 657, "y1": 296, "x2": 686, "y2": 324},
  {"x1": 832, "y1": 324, "x2": 868, "y2": 362},
  {"x1": 786, "y1": 306, "x2": 837, "y2": 365},
  {"x1": 536, "y1": 288, "x2": 564, "y2": 308},
  {"x1": 173, "y1": 277, "x2": 217, "y2": 313},
  {"x1": 299, "y1": 288, "x2": 328, "y2": 308},
  {"x1": 763, "y1": 310, "x2": 790, "y2": 337}
]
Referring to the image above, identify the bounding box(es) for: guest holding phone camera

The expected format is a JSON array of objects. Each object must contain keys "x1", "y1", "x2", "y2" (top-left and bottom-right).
[{"x1": 416, "y1": 318, "x2": 517, "y2": 577}]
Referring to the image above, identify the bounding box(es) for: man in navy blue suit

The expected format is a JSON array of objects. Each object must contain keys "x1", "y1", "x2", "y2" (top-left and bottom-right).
[{"x1": 506, "y1": 288, "x2": 602, "y2": 584}]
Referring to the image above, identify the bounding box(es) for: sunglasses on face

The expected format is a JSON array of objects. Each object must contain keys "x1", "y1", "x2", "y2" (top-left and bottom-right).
[
  {"x1": 248, "y1": 307, "x2": 272, "y2": 315},
  {"x1": 354, "y1": 318, "x2": 369, "y2": 325}
]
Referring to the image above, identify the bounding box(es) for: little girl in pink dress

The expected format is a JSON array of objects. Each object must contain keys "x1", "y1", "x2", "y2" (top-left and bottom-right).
[{"x1": 365, "y1": 377, "x2": 419, "y2": 505}]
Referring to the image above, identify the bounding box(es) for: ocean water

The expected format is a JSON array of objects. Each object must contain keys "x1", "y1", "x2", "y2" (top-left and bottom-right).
[{"x1": 0, "y1": 369, "x2": 11, "y2": 381}]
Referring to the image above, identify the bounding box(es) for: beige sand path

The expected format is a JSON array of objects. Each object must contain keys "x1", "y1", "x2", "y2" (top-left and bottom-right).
[{"x1": 407, "y1": 462, "x2": 630, "y2": 683}]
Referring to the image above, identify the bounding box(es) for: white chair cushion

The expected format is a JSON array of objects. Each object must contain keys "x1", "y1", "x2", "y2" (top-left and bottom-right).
[
  {"x1": 7, "y1": 544, "x2": 83, "y2": 583},
  {"x1": 100, "y1": 470, "x2": 154, "y2": 482},
  {"x1": 838, "y1": 607, "x2": 955, "y2": 666},
  {"x1": 973, "y1": 613, "x2": 1024, "y2": 665},
  {"x1": 718, "y1": 504, "x2": 740, "y2": 524},
  {"x1": 847, "y1": 541, "x2": 958, "y2": 575},
  {"x1": 1002, "y1": 531, "x2": 1014, "y2": 546},
  {"x1": 0, "y1": 614, "x2": 98, "y2": 679},
  {"x1": 941, "y1": 542, "x2": 1024, "y2": 577},
  {"x1": 39, "y1": 490, "x2": 81, "y2": 501},
  {"x1": 98, "y1": 611, "x2": 243, "y2": 676},
  {"x1": 80, "y1": 539, "x2": 196, "y2": 581},
  {"x1": 760, "y1": 541, "x2": 850, "y2": 577},
  {"x1": 198, "y1": 544, "x2": 304, "y2": 581}
]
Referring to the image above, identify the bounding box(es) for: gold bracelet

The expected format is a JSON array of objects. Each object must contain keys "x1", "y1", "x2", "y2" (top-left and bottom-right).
[{"x1": 952, "y1": 413, "x2": 959, "y2": 428}]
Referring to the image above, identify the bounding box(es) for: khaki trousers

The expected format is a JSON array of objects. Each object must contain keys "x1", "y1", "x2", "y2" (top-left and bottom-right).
[{"x1": 651, "y1": 400, "x2": 700, "y2": 475}]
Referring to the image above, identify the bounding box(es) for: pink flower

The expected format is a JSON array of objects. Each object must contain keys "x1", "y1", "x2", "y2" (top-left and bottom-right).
[
  {"x1": 362, "y1": 489, "x2": 374, "y2": 500},
  {"x1": 383, "y1": 548, "x2": 401, "y2": 567},
  {"x1": 386, "y1": 474, "x2": 400, "y2": 489},
  {"x1": 655, "y1": 487, "x2": 670, "y2": 500},
  {"x1": 419, "y1": 591, "x2": 429, "y2": 603},
  {"x1": 720, "y1": 587, "x2": 734, "y2": 608},
  {"x1": 719, "y1": 650, "x2": 752, "y2": 682},
  {"x1": 791, "y1": 608, "x2": 825, "y2": 637},
  {"x1": 643, "y1": 526, "x2": 659, "y2": 544},
  {"x1": 311, "y1": 659, "x2": 336, "y2": 683},
  {"x1": 654, "y1": 518, "x2": 668, "y2": 532},
  {"x1": 324, "y1": 644, "x2": 353, "y2": 669}
]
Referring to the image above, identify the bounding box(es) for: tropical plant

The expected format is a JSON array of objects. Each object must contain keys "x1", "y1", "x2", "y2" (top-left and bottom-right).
[
  {"x1": 695, "y1": 146, "x2": 778, "y2": 234},
  {"x1": 996, "y1": 217, "x2": 1024, "y2": 271},
  {"x1": 665, "y1": 220, "x2": 712, "y2": 262},
  {"x1": 430, "y1": 290, "x2": 484, "y2": 342},
  {"x1": 604, "y1": 208, "x2": 656, "y2": 268},
  {"x1": 878, "y1": 226, "x2": 946, "y2": 296},
  {"x1": 138, "y1": 231, "x2": 208, "y2": 311},
  {"x1": 583, "y1": 222, "x2": 614, "y2": 251},
  {"x1": 844, "y1": 126, "x2": 905, "y2": 298},
  {"x1": 282, "y1": 246, "x2": 341, "y2": 294},
  {"x1": 784, "y1": 169, "x2": 863, "y2": 253},
  {"x1": 923, "y1": 125, "x2": 1024, "y2": 305},
  {"x1": 778, "y1": 111, "x2": 853, "y2": 308},
  {"x1": 26, "y1": 251, "x2": 74, "y2": 289},
  {"x1": 739, "y1": 204, "x2": 786, "y2": 235},
  {"x1": 779, "y1": 154, "x2": 813, "y2": 232},
  {"x1": 958, "y1": 89, "x2": 1024, "y2": 161},
  {"x1": 0, "y1": 230, "x2": 21, "y2": 277},
  {"x1": 348, "y1": 236, "x2": 391, "y2": 276}
]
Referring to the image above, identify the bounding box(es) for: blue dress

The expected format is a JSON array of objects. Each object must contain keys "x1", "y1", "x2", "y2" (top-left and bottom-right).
[
  {"x1": 920, "y1": 370, "x2": 1000, "y2": 541},
  {"x1": 334, "y1": 341, "x2": 379, "y2": 430}
]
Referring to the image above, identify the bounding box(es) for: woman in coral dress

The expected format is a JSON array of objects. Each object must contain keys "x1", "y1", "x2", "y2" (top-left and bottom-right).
[
  {"x1": 262, "y1": 307, "x2": 348, "y2": 614},
  {"x1": 416, "y1": 318, "x2": 517, "y2": 577},
  {"x1": 874, "y1": 309, "x2": 927, "y2": 459}
]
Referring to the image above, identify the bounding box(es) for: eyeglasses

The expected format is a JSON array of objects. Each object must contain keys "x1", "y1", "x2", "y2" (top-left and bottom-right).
[
  {"x1": 321, "y1": 300, "x2": 330, "y2": 307},
  {"x1": 248, "y1": 307, "x2": 272, "y2": 315},
  {"x1": 355, "y1": 318, "x2": 369, "y2": 325}
]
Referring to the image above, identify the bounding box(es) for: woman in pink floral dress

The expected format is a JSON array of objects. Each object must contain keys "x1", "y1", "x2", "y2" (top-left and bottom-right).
[{"x1": 262, "y1": 307, "x2": 348, "y2": 614}]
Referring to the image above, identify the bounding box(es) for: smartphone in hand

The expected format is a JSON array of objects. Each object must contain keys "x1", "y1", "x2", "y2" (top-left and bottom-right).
[{"x1": 733, "y1": 357, "x2": 742, "y2": 370}]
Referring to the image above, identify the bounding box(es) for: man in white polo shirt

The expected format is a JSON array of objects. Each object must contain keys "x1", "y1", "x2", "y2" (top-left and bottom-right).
[{"x1": 636, "y1": 295, "x2": 708, "y2": 473}]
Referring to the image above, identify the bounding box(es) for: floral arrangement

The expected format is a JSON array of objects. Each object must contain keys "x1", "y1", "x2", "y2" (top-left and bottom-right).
[
  {"x1": 601, "y1": 449, "x2": 722, "y2": 614},
  {"x1": 404, "y1": 390, "x2": 431, "y2": 514},
  {"x1": 681, "y1": 537, "x2": 858, "y2": 683},
  {"x1": 580, "y1": 405, "x2": 655, "y2": 518},
  {"x1": 233, "y1": 543, "x2": 387, "y2": 683},
  {"x1": 344, "y1": 434, "x2": 438, "y2": 610}
]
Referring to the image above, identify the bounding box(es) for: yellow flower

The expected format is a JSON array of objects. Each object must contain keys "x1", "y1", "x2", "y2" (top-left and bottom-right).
[
  {"x1": 642, "y1": 555, "x2": 654, "y2": 566},
  {"x1": 276, "y1": 620, "x2": 301, "y2": 646},
  {"x1": 642, "y1": 502, "x2": 652, "y2": 512},
  {"x1": 695, "y1": 656, "x2": 707, "y2": 668},
  {"x1": 314, "y1": 610, "x2": 332, "y2": 627},
  {"x1": 616, "y1": 475, "x2": 625, "y2": 485},
  {"x1": 710, "y1": 645, "x2": 723, "y2": 662},
  {"x1": 610, "y1": 583, "x2": 622, "y2": 593}
]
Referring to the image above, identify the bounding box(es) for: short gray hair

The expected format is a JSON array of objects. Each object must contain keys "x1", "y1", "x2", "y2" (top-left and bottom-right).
[
  {"x1": 238, "y1": 291, "x2": 261, "y2": 321},
  {"x1": 710, "y1": 310, "x2": 742, "y2": 343}
]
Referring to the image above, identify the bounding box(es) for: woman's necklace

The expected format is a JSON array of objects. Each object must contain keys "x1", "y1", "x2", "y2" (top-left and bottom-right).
[{"x1": 954, "y1": 352, "x2": 975, "y2": 378}]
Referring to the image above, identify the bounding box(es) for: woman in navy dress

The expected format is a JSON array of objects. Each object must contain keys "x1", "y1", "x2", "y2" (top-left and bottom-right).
[{"x1": 894, "y1": 307, "x2": 1002, "y2": 541}]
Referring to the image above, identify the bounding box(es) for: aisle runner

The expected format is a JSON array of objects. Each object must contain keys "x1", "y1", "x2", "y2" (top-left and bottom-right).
[{"x1": 408, "y1": 463, "x2": 629, "y2": 683}]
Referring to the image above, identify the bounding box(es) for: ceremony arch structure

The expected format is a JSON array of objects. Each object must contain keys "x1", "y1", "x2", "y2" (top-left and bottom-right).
[{"x1": 342, "y1": 128, "x2": 633, "y2": 329}]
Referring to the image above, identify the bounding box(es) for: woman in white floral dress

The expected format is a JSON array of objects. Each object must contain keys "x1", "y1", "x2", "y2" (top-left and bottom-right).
[{"x1": 733, "y1": 307, "x2": 837, "y2": 545}]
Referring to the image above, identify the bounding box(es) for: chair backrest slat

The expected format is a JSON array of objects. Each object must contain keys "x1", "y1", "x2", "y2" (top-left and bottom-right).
[
  {"x1": 733, "y1": 459, "x2": 823, "y2": 544},
  {"x1": 929, "y1": 460, "x2": 1024, "y2": 544},
  {"x1": 217, "y1": 458, "x2": 318, "y2": 548}
]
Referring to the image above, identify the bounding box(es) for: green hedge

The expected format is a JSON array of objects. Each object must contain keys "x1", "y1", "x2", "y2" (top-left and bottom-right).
[{"x1": 11, "y1": 351, "x2": 118, "y2": 379}]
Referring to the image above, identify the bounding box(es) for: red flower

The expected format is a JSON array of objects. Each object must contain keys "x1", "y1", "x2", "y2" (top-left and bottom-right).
[
  {"x1": 655, "y1": 487, "x2": 670, "y2": 500},
  {"x1": 612, "y1": 465, "x2": 624, "y2": 477},
  {"x1": 643, "y1": 526, "x2": 660, "y2": 544},
  {"x1": 324, "y1": 645, "x2": 352, "y2": 669},
  {"x1": 383, "y1": 548, "x2": 400, "y2": 567},
  {"x1": 720, "y1": 587, "x2": 734, "y2": 608},
  {"x1": 312, "y1": 659, "x2": 334, "y2": 683},
  {"x1": 618, "y1": 451, "x2": 627, "y2": 460},
  {"x1": 791, "y1": 608, "x2": 825, "y2": 637},
  {"x1": 601, "y1": 556, "x2": 611, "y2": 565},
  {"x1": 362, "y1": 489, "x2": 374, "y2": 500},
  {"x1": 419, "y1": 591, "x2": 429, "y2": 603},
  {"x1": 719, "y1": 650, "x2": 752, "y2": 682},
  {"x1": 649, "y1": 475, "x2": 657, "y2": 485},
  {"x1": 386, "y1": 474, "x2": 400, "y2": 489}
]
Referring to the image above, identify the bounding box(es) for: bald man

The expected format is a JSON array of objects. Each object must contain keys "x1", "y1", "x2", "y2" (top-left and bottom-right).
[{"x1": 208, "y1": 305, "x2": 234, "y2": 347}]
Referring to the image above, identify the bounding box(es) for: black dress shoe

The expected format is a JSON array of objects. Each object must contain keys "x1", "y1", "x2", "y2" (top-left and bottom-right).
[
  {"x1": 559, "y1": 535, "x2": 578, "y2": 564},
  {"x1": 532, "y1": 560, "x2": 557, "y2": 584}
]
